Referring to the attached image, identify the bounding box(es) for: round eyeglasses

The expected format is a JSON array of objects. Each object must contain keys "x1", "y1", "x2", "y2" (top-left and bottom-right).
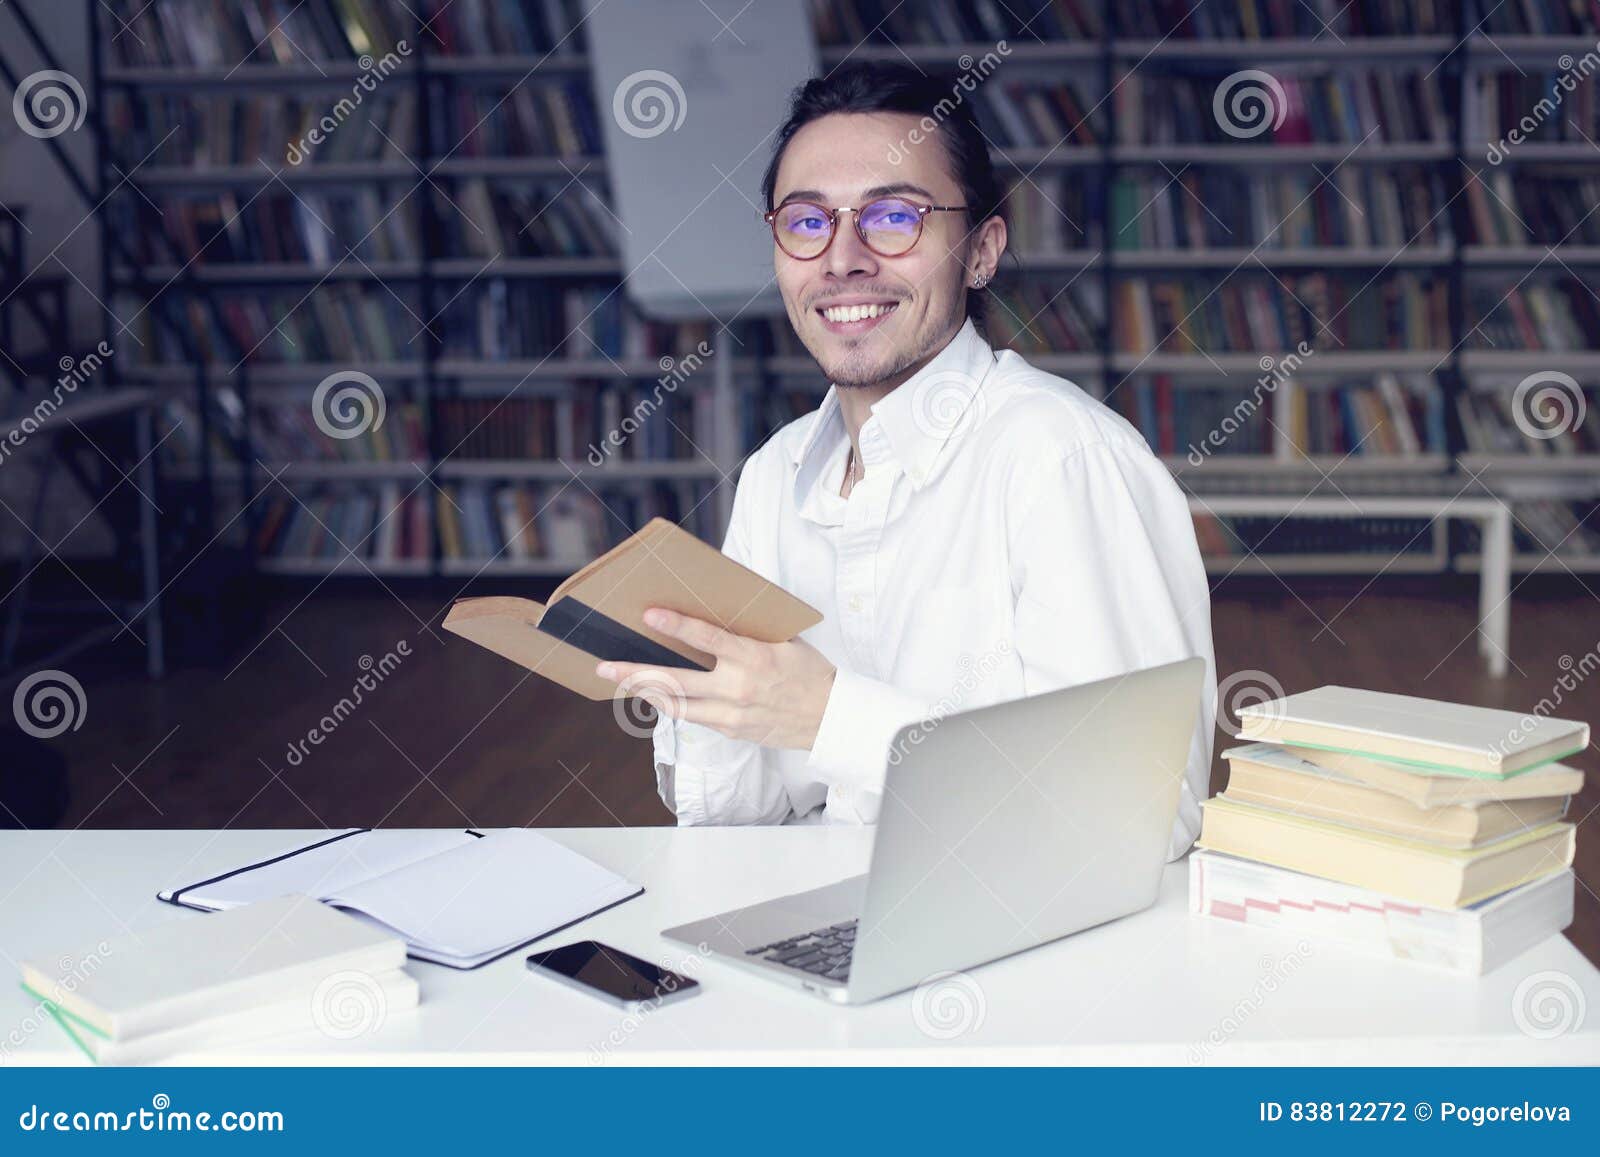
[{"x1": 763, "y1": 196, "x2": 968, "y2": 260}]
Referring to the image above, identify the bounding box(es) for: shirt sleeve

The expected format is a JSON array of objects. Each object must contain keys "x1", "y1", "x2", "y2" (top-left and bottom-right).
[
  {"x1": 650, "y1": 469, "x2": 796, "y2": 826},
  {"x1": 1008, "y1": 440, "x2": 1218, "y2": 860}
]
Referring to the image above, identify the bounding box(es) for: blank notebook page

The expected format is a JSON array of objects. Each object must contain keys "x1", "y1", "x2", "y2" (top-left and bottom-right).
[
  {"x1": 170, "y1": 829, "x2": 478, "y2": 909},
  {"x1": 322, "y1": 829, "x2": 638, "y2": 959}
]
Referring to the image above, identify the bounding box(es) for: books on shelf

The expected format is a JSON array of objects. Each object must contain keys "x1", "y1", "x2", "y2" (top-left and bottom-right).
[
  {"x1": 437, "y1": 387, "x2": 713, "y2": 463},
  {"x1": 1465, "y1": 168, "x2": 1600, "y2": 247},
  {"x1": 122, "y1": 286, "x2": 417, "y2": 365},
  {"x1": 1457, "y1": 383, "x2": 1600, "y2": 457},
  {"x1": 435, "y1": 78, "x2": 601, "y2": 157},
  {"x1": 1471, "y1": 0, "x2": 1599, "y2": 35},
  {"x1": 439, "y1": 480, "x2": 720, "y2": 563},
  {"x1": 436, "y1": 284, "x2": 709, "y2": 361},
  {"x1": 1114, "y1": 274, "x2": 1449, "y2": 354},
  {"x1": 111, "y1": 90, "x2": 418, "y2": 169},
  {"x1": 426, "y1": 0, "x2": 588, "y2": 56},
  {"x1": 255, "y1": 400, "x2": 426, "y2": 463},
  {"x1": 1195, "y1": 686, "x2": 1584, "y2": 969},
  {"x1": 442, "y1": 179, "x2": 617, "y2": 259},
  {"x1": 1456, "y1": 496, "x2": 1600, "y2": 560},
  {"x1": 1468, "y1": 277, "x2": 1600, "y2": 352},
  {"x1": 1117, "y1": 68, "x2": 1449, "y2": 146},
  {"x1": 256, "y1": 482, "x2": 431, "y2": 564},
  {"x1": 986, "y1": 282, "x2": 1102, "y2": 353},
  {"x1": 1004, "y1": 171, "x2": 1096, "y2": 253},
  {"x1": 1282, "y1": 375, "x2": 1443, "y2": 457},
  {"x1": 109, "y1": 0, "x2": 409, "y2": 68},
  {"x1": 1115, "y1": 0, "x2": 1452, "y2": 37},
  {"x1": 1113, "y1": 377, "x2": 1273, "y2": 458},
  {"x1": 1472, "y1": 71, "x2": 1599, "y2": 148},
  {"x1": 1112, "y1": 374, "x2": 1443, "y2": 460},
  {"x1": 1110, "y1": 167, "x2": 1451, "y2": 251},
  {"x1": 975, "y1": 80, "x2": 1103, "y2": 150},
  {"x1": 122, "y1": 190, "x2": 420, "y2": 267},
  {"x1": 810, "y1": 0, "x2": 1102, "y2": 45}
]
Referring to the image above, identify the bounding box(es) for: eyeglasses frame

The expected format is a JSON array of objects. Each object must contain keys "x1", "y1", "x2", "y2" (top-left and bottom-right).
[{"x1": 763, "y1": 197, "x2": 969, "y2": 260}]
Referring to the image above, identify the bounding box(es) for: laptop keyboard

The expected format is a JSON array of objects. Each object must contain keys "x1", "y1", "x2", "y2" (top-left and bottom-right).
[{"x1": 743, "y1": 919, "x2": 857, "y2": 982}]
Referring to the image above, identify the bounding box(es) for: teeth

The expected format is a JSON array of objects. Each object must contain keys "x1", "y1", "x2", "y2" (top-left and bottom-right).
[{"x1": 822, "y1": 302, "x2": 896, "y2": 323}]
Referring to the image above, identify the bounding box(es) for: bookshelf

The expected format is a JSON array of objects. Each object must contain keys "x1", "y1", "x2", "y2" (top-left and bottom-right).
[
  {"x1": 92, "y1": 0, "x2": 1600, "y2": 579},
  {"x1": 808, "y1": 0, "x2": 1600, "y2": 579},
  {"x1": 96, "y1": 0, "x2": 732, "y2": 578}
]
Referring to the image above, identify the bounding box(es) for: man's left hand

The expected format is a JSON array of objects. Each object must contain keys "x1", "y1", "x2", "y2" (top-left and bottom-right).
[{"x1": 595, "y1": 607, "x2": 836, "y2": 750}]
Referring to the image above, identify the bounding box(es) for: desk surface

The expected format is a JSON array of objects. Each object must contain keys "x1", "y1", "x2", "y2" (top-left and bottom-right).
[{"x1": 2, "y1": 828, "x2": 1597, "y2": 1065}]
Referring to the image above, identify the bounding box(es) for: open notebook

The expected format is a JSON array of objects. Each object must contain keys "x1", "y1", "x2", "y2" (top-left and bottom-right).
[{"x1": 157, "y1": 829, "x2": 642, "y2": 969}]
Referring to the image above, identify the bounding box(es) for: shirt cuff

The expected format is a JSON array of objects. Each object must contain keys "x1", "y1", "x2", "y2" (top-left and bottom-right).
[{"x1": 805, "y1": 667, "x2": 929, "y2": 795}]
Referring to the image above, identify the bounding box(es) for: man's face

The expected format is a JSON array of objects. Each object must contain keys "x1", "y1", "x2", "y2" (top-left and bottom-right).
[{"x1": 769, "y1": 112, "x2": 974, "y2": 389}]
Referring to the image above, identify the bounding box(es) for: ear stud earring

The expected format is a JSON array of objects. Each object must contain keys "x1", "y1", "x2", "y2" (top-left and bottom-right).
[{"x1": 970, "y1": 273, "x2": 989, "y2": 289}]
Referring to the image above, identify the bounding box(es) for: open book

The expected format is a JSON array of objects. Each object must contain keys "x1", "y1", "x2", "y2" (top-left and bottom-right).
[
  {"x1": 443, "y1": 517, "x2": 821, "y2": 699},
  {"x1": 157, "y1": 829, "x2": 642, "y2": 969}
]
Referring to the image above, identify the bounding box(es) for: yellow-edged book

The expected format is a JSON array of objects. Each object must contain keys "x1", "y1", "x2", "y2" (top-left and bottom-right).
[{"x1": 1197, "y1": 794, "x2": 1575, "y2": 908}]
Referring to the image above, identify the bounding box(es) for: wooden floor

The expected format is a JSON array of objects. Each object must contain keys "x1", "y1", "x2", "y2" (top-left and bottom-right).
[{"x1": 11, "y1": 575, "x2": 1598, "y2": 967}]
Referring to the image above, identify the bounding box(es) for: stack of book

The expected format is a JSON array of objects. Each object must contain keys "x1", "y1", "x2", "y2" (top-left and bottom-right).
[
  {"x1": 19, "y1": 895, "x2": 417, "y2": 1064},
  {"x1": 1194, "y1": 686, "x2": 1587, "y2": 974}
]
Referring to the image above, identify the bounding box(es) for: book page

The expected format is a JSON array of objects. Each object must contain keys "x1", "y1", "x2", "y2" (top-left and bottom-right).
[
  {"x1": 172, "y1": 830, "x2": 479, "y2": 909},
  {"x1": 322, "y1": 829, "x2": 638, "y2": 959}
]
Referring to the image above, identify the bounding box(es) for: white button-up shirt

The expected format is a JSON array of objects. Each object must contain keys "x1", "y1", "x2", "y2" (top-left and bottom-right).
[{"x1": 652, "y1": 319, "x2": 1217, "y2": 859}]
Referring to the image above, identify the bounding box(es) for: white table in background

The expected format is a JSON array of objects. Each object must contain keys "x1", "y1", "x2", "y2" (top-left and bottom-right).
[{"x1": 1, "y1": 827, "x2": 1595, "y2": 1065}]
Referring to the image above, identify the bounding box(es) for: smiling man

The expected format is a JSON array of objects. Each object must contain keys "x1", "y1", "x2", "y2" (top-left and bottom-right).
[{"x1": 596, "y1": 62, "x2": 1217, "y2": 858}]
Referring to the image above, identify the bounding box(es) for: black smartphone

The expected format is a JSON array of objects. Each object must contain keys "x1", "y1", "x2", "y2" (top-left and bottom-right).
[{"x1": 526, "y1": 941, "x2": 701, "y2": 1011}]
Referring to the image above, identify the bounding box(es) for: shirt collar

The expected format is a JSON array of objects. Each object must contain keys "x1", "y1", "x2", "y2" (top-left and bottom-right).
[{"x1": 790, "y1": 319, "x2": 997, "y2": 504}]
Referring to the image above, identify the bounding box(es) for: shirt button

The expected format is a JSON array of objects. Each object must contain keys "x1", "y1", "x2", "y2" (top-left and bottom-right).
[{"x1": 848, "y1": 595, "x2": 864, "y2": 613}]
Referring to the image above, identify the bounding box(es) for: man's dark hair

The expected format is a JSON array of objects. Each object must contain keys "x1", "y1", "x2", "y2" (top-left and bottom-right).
[{"x1": 760, "y1": 61, "x2": 1007, "y2": 329}]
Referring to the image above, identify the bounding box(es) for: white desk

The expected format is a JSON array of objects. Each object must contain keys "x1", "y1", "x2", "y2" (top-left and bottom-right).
[{"x1": 2, "y1": 828, "x2": 1596, "y2": 1065}]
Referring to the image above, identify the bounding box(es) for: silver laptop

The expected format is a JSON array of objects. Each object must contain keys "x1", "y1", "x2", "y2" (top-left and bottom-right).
[{"x1": 662, "y1": 656, "x2": 1206, "y2": 1005}]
